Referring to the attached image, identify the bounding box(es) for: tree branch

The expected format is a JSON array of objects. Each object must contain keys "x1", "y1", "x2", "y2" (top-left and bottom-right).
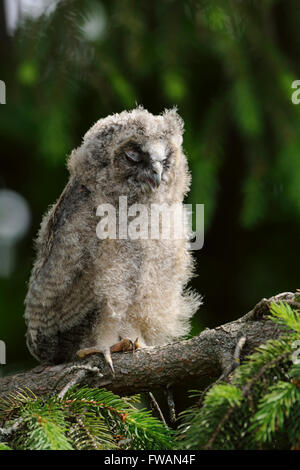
[{"x1": 0, "y1": 293, "x2": 296, "y2": 399}]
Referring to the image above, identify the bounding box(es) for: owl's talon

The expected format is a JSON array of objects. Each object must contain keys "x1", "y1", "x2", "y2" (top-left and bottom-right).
[
  {"x1": 76, "y1": 347, "x2": 115, "y2": 375},
  {"x1": 76, "y1": 338, "x2": 136, "y2": 375},
  {"x1": 104, "y1": 348, "x2": 115, "y2": 375}
]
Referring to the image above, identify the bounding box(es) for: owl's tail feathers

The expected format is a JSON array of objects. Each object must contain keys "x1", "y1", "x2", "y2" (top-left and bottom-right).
[
  {"x1": 26, "y1": 327, "x2": 62, "y2": 364},
  {"x1": 26, "y1": 309, "x2": 100, "y2": 365}
]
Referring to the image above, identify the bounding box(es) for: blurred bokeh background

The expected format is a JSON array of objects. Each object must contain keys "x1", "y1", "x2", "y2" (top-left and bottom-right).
[{"x1": 1, "y1": 0, "x2": 300, "y2": 375}]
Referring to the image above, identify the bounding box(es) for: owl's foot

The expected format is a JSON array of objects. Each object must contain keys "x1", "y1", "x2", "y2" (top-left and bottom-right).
[
  {"x1": 77, "y1": 347, "x2": 115, "y2": 375},
  {"x1": 110, "y1": 337, "x2": 136, "y2": 353},
  {"x1": 76, "y1": 337, "x2": 139, "y2": 375}
]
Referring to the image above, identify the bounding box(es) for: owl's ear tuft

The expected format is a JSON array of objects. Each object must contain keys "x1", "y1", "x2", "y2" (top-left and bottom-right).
[
  {"x1": 67, "y1": 146, "x2": 96, "y2": 186},
  {"x1": 163, "y1": 107, "x2": 184, "y2": 133},
  {"x1": 67, "y1": 147, "x2": 84, "y2": 175},
  {"x1": 163, "y1": 108, "x2": 184, "y2": 147}
]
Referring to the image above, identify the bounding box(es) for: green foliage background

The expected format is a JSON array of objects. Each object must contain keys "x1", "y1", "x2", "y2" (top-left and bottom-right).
[{"x1": 1, "y1": 0, "x2": 300, "y2": 376}]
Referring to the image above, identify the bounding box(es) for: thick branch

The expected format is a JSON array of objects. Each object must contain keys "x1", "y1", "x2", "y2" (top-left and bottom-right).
[{"x1": 0, "y1": 293, "x2": 296, "y2": 399}]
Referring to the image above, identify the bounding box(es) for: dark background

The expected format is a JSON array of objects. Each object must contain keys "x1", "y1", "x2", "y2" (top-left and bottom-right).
[{"x1": 1, "y1": 0, "x2": 300, "y2": 375}]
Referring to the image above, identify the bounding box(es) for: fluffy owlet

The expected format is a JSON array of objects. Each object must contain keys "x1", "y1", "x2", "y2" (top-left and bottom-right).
[{"x1": 25, "y1": 107, "x2": 201, "y2": 370}]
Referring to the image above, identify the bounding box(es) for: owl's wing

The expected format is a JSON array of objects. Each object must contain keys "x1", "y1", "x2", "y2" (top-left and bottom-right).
[{"x1": 25, "y1": 178, "x2": 98, "y2": 364}]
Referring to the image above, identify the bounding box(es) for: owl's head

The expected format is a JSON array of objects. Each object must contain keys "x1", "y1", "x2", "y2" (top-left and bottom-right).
[{"x1": 68, "y1": 107, "x2": 190, "y2": 202}]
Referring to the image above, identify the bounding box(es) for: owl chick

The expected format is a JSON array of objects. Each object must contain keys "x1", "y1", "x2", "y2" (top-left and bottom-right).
[{"x1": 25, "y1": 107, "x2": 201, "y2": 371}]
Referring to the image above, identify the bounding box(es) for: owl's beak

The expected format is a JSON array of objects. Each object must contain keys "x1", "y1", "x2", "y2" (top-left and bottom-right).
[{"x1": 148, "y1": 161, "x2": 162, "y2": 190}]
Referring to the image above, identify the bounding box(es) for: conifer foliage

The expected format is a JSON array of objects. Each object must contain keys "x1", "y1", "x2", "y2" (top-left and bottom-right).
[
  {"x1": 0, "y1": 387, "x2": 174, "y2": 450},
  {"x1": 177, "y1": 302, "x2": 300, "y2": 450}
]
